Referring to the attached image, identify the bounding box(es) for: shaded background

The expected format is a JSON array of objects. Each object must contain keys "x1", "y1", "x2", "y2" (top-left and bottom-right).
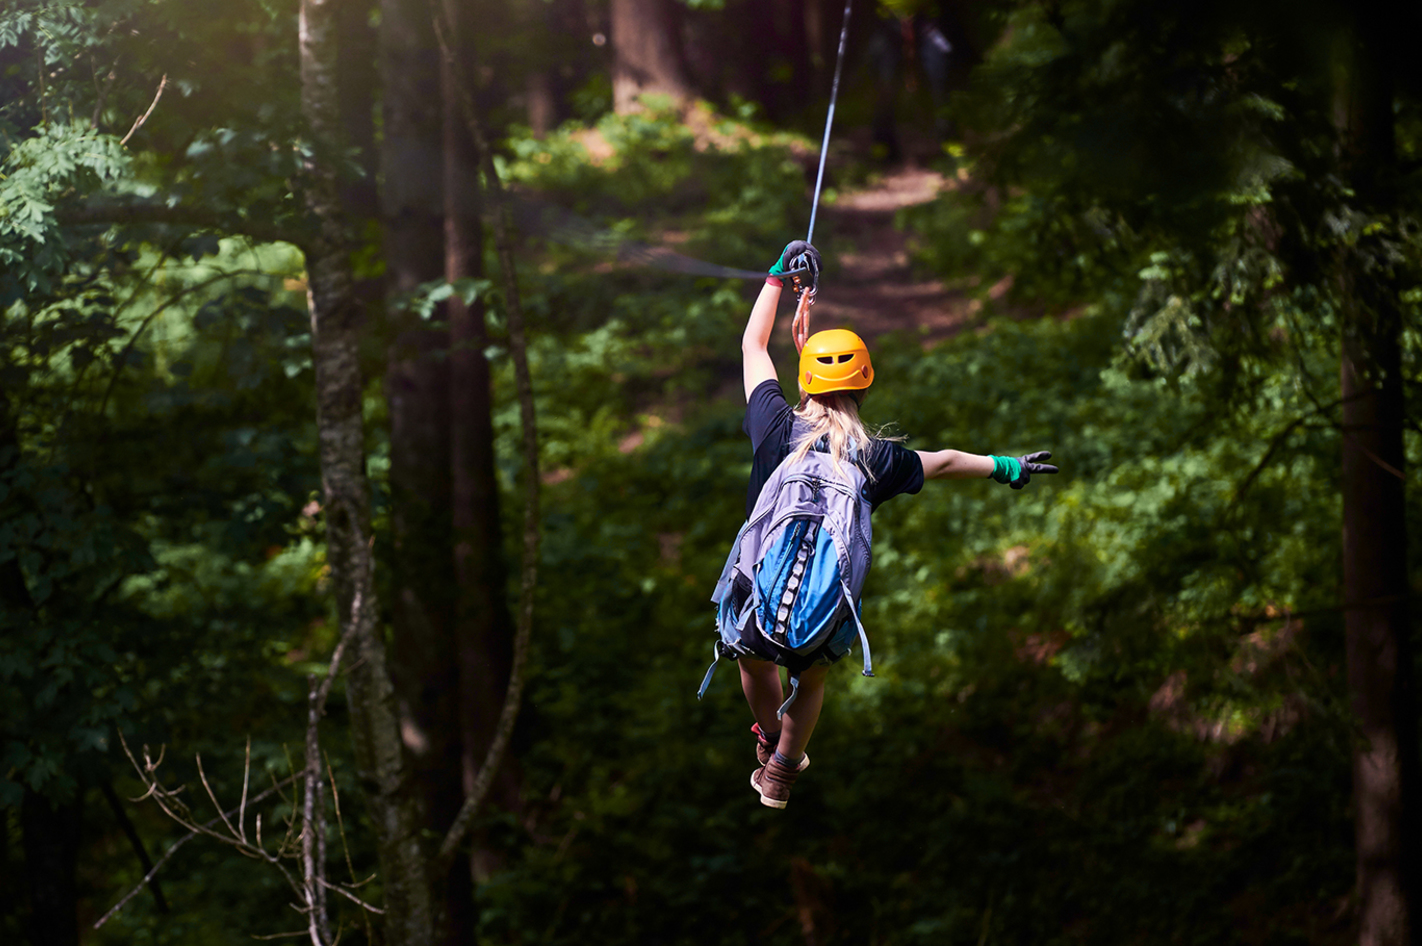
[{"x1": 1, "y1": 0, "x2": 1419, "y2": 944}]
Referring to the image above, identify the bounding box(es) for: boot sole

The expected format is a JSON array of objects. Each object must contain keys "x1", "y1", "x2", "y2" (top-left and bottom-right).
[{"x1": 750, "y1": 771, "x2": 790, "y2": 809}]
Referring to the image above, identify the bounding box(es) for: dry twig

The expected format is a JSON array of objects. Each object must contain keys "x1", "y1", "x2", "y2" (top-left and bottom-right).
[
  {"x1": 103, "y1": 625, "x2": 368, "y2": 946},
  {"x1": 120, "y1": 73, "x2": 167, "y2": 146}
]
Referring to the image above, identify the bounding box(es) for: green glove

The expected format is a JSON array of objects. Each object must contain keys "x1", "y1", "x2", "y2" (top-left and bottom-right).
[
  {"x1": 989, "y1": 452, "x2": 1058, "y2": 489},
  {"x1": 769, "y1": 240, "x2": 822, "y2": 281}
]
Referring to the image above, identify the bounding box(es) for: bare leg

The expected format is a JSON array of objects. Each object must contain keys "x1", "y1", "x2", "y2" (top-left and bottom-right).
[
  {"x1": 739, "y1": 657, "x2": 784, "y2": 735},
  {"x1": 777, "y1": 664, "x2": 830, "y2": 761}
]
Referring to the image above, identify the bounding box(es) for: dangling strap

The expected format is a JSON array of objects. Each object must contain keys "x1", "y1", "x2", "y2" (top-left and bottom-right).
[
  {"x1": 777, "y1": 673, "x2": 801, "y2": 719},
  {"x1": 697, "y1": 642, "x2": 721, "y2": 700},
  {"x1": 842, "y1": 582, "x2": 874, "y2": 677}
]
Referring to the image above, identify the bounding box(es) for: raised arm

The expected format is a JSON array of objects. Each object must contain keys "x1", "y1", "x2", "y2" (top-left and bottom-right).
[
  {"x1": 743, "y1": 279, "x2": 783, "y2": 401},
  {"x1": 743, "y1": 241, "x2": 822, "y2": 402},
  {"x1": 916, "y1": 449, "x2": 1059, "y2": 487}
]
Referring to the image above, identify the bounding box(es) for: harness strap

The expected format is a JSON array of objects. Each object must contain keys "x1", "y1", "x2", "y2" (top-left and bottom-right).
[
  {"x1": 841, "y1": 581, "x2": 874, "y2": 677},
  {"x1": 776, "y1": 673, "x2": 801, "y2": 719},
  {"x1": 696, "y1": 642, "x2": 721, "y2": 701}
]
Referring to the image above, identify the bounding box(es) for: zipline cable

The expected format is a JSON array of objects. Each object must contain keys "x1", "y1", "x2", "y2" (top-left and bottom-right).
[{"x1": 806, "y1": 0, "x2": 853, "y2": 245}]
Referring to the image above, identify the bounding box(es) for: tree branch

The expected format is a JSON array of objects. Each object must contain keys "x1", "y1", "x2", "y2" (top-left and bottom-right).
[
  {"x1": 94, "y1": 760, "x2": 299, "y2": 929},
  {"x1": 56, "y1": 202, "x2": 304, "y2": 249},
  {"x1": 98, "y1": 781, "x2": 169, "y2": 914},
  {"x1": 120, "y1": 74, "x2": 167, "y2": 146},
  {"x1": 1227, "y1": 396, "x2": 1343, "y2": 513}
]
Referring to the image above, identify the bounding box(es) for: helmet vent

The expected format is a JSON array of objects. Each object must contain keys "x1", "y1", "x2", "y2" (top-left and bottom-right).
[
  {"x1": 837, "y1": 354, "x2": 853, "y2": 363},
  {"x1": 817, "y1": 356, "x2": 834, "y2": 364}
]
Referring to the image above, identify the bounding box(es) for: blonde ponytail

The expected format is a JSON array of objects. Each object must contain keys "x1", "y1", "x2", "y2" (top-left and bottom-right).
[{"x1": 787, "y1": 392, "x2": 875, "y2": 479}]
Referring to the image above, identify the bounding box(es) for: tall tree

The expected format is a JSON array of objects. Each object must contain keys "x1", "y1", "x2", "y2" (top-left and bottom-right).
[
  {"x1": 610, "y1": 0, "x2": 692, "y2": 112},
  {"x1": 300, "y1": 0, "x2": 436, "y2": 941},
  {"x1": 440, "y1": 0, "x2": 520, "y2": 892},
  {"x1": 1334, "y1": 7, "x2": 1419, "y2": 942},
  {"x1": 377, "y1": 2, "x2": 467, "y2": 939}
]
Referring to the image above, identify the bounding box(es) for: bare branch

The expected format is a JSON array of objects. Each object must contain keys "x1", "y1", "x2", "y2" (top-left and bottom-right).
[
  {"x1": 92, "y1": 830, "x2": 198, "y2": 930},
  {"x1": 240, "y1": 737, "x2": 252, "y2": 845},
  {"x1": 196, "y1": 753, "x2": 241, "y2": 841},
  {"x1": 325, "y1": 755, "x2": 358, "y2": 885},
  {"x1": 302, "y1": 674, "x2": 332, "y2": 946},
  {"x1": 251, "y1": 930, "x2": 315, "y2": 941},
  {"x1": 317, "y1": 878, "x2": 385, "y2": 915},
  {"x1": 97, "y1": 738, "x2": 299, "y2": 930},
  {"x1": 316, "y1": 768, "x2": 330, "y2": 944},
  {"x1": 314, "y1": 585, "x2": 361, "y2": 716},
  {"x1": 120, "y1": 73, "x2": 167, "y2": 146},
  {"x1": 98, "y1": 781, "x2": 169, "y2": 914}
]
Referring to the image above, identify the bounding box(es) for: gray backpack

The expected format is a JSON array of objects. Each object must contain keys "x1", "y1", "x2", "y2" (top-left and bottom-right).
[{"x1": 698, "y1": 425, "x2": 876, "y2": 717}]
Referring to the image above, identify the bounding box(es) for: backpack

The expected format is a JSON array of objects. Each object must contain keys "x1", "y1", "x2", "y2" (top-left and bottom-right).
[{"x1": 698, "y1": 423, "x2": 876, "y2": 717}]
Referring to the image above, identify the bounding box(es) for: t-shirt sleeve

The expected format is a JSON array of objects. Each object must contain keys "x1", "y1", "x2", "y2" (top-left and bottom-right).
[
  {"x1": 743, "y1": 379, "x2": 792, "y2": 453},
  {"x1": 864, "y1": 440, "x2": 925, "y2": 508}
]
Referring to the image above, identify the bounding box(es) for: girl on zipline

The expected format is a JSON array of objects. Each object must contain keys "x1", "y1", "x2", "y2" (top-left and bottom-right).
[{"x1": 704, "y1": 240, "x2": 1058, "y2": 809}]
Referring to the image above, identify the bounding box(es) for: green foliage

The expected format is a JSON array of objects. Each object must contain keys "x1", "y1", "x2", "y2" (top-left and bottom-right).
[
  {"x1": 0, "y1": 122, "x2": 131, "y2": 298},
  {"x1": 469, "y1": 296, "x2": 1365, "y2": 943},
  {"x1": 0, "y1": 1, "x2": 1413, "y2": 943},
  {"x1": 505, "y1": 103, "x2": 812, "y2": 264}
]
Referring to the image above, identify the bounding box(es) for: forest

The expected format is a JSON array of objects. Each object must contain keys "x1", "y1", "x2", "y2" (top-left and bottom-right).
[{"x1": 1, "y1": 0, "x2": 1419, "y2": 944}]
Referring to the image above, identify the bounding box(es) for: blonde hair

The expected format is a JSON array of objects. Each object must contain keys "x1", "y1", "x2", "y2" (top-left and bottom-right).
[{"x1": 788, "y1": 392, "x2": 875, "y2": 479}]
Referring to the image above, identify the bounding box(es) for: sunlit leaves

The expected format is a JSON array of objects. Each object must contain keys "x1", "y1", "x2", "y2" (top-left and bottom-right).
[{"x1": 0, "y1": 122, "x2": 131, "y2": 295}]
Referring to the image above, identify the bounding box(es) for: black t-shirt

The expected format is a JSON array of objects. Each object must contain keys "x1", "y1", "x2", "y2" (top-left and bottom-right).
[{"x1": 743, "y1": 379, "x2": 924, "y2": 518}]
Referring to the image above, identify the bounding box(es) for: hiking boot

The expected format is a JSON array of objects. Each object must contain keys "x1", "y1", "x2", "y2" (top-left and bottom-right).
[
  {"x1": 752, "y1": 723, "x2": 809, "y2": 770},
  {"x1": 750, "y1": 754, "x2": 803, "y2": 809}
]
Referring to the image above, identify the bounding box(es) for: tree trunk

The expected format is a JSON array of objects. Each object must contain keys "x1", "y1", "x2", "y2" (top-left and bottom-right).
[
  {"x1": 3, "y1": 373, "x2": 79, "y2": 946},
  {"x1": 20, "y1": 789, "x2": 80, "y2": 946},
  {"x1": 526, "y1": 70, "x2": 557, "y2": 138},
  {"x1": 299, "y1": 2, "x2": 435, "y2": 943},
  {"x1": 1341, "y1": 300, "x2": 1418, "y2": 946},
  {"x1": 378, "y1": 4, "x2": 468, "y2": 939},
  {"x1": 441, "y1": 0, "x2": 520, "y2": 890},
  {"x1": 381, "y1": 0, "x2": 453, "y2": 756},
  {"x1": 610, "y1": 0, "x2": 691, "y2": 113},
  {"x1": 1334, "y1": 8, "x2": 1420, "y2": 945},
  {"x1": 337, "y1": 0, "x2": 378, "y2": 219}
]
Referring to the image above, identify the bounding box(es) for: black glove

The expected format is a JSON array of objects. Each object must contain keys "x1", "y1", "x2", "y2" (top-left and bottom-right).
[
  {"x1": 1010, "y1": 451, "x2": 1058, "y2": 489},
  {"x1": 769, "y1": 240, "x2": 821, "y2": 295}
]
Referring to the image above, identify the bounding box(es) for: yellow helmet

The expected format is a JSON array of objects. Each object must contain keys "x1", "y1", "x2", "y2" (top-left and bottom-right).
[{"x1": 798, "y1": 329, "x2": 873, "y2": 395}]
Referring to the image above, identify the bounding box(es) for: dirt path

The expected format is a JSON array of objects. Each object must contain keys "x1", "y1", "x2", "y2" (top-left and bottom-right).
[{"x1": 775, "y1": 166, "x2": 990, "y2": 351}]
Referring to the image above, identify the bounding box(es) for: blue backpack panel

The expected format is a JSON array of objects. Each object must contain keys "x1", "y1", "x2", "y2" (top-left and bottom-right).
[{"x1": 700, "y1": 425, "x2": 875, "y2": 716}]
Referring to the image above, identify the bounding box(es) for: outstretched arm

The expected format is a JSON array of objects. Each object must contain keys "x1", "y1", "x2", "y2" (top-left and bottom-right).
[
  {"x1": 915, "y1": 449, "x2": 994, "y2": 480},
  {"x1": 917, "y1": 450, "x2": 1059, "y2": 488}
]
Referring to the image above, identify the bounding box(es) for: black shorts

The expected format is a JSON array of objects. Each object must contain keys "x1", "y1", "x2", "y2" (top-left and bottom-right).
[{"x1": 727, "y1": 614, "x2": 852, "y2": 676}]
